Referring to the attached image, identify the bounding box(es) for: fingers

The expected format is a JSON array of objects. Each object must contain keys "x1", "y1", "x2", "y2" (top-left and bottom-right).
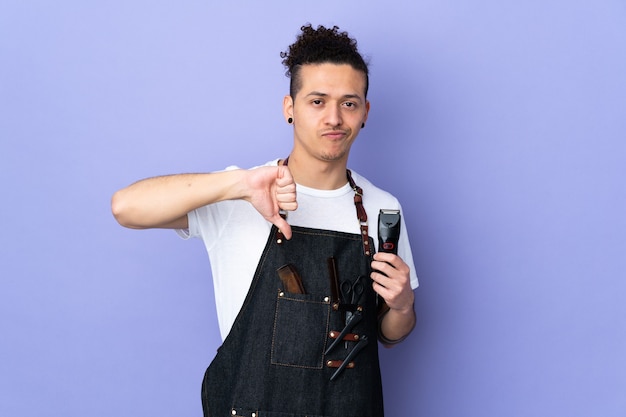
[
  {"x1": 372, "y1": 280, "x2": 414, "y2": 313},
  {"x1": 371, "y1": 253, "x2": 409, "y2": 279},
  {"x1": 372, "y1": 251, "x2": 399, "y2": 265},
  {"x1": 276, "y1": 189, "x2": 297, "y2": 212},
  {"x1": 370, "y1": 254, "x2": 413, "y2": 311},
  {"x1": 276, "y1": 166, "x2": 297, "y2": 211}
]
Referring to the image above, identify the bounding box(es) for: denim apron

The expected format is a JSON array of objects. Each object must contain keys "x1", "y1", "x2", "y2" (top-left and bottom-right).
[{"x1": 201, "y1": 173, "x2": 384, "y2": 417}]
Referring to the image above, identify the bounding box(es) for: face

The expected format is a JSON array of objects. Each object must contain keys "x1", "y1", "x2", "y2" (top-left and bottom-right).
[{"x1": 283, "y1": 63, "x2": 370, "y2": 165}]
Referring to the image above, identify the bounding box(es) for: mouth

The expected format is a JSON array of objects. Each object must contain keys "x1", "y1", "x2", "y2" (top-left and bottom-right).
[{"x1": 321, "y1": 130, "x2": 348, "y2": 140}]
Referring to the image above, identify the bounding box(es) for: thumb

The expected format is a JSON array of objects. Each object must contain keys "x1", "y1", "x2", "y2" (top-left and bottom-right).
[
  {"x1": 276, "y1": 164, "x2": 294, "y2": 186},
  {"x1": 271, "y1": 213, "x2": 292, "y2": 240}
]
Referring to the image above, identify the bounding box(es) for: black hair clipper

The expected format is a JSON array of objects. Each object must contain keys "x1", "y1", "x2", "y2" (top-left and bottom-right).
[{"x1": 378, "y1": 209, "x2": 401, "y2": 254}]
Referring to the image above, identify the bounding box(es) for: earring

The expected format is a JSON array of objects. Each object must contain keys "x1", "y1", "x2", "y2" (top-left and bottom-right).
[
  {"x1": 288, "y1": 117, "x2": 293, "y2": 124},
  {"x1": 361, "y1": 122, "x2": 365, "y2": 128}
]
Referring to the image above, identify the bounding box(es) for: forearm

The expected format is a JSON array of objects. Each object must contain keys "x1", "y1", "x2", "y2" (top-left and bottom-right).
[
  {"x1": 379, "y1": 302, "x2": 416, "y2": 347},
  {"x1": 111, "y1": 170, "x2": 248, "y2": 229}
]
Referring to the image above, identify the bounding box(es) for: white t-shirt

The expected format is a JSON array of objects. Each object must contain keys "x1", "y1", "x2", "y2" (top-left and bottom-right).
[{"x1": 178, "y1": 159, "x2": 418, "y2": 340}]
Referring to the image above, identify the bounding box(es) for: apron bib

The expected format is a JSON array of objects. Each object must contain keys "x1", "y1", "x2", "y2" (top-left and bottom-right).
[{"x1": 201, "y1": 225, "x2": 384, "y2": 417}]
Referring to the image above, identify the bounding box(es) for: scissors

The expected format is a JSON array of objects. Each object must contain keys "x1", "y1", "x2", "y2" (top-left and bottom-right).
[
  {"x1": 324, "y1": 276, "x2": 365, "y2": 354},
  {"x1": 341, "y1": 275, "x2": 364, "y2": 307},
  {"x1": 340, "y1": 276, "x2": 364, "y2": 348}
]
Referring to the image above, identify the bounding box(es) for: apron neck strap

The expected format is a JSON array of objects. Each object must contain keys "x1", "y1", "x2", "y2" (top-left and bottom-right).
[{"x1": 282, "y1": 157, "x2": 371, "y2": 256}]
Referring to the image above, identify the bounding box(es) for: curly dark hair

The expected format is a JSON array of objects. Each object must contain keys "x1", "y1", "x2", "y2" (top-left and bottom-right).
[{"x1": 280, "y1": 24, "x2": 369, "y2": 98}]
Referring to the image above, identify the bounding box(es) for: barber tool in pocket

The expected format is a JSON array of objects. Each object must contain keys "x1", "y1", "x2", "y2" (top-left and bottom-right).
[
  {"x1": 324, "y1": 306, "x2": 362, "y2": 355},
  {"x1": 341, "y1": 275, "x2": 364, "y2": 320},
  {"x1": 277, "y1": 264, "x2": 306, "y2": 294},
  {"x1": 341, "y1": 275, "x2": 364, "y2": 348},
  {"x1": 330, "y1": 334, "x2": 369, "y2": 381},
  {"x1": 324, "y1": 275, "x2": 366, "y2": 354}
]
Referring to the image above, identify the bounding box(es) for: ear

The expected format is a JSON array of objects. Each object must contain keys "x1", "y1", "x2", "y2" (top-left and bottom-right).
[
  {"x1": 363, "y1": 100, "x2": 370, "y2": 124},
  {"x1": 283, "y1": 95, "x2": 294, "y2": 122}
]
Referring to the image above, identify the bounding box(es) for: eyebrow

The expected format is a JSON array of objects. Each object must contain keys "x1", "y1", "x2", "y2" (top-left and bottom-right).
[{"x1": 305, "y1": 91, "x2": 364, "y2": 102}]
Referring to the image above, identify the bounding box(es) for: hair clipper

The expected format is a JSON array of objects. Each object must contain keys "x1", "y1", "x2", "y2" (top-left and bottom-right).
[{"x1": 378, "y1": 209, "x2": 401, "y2": 254}]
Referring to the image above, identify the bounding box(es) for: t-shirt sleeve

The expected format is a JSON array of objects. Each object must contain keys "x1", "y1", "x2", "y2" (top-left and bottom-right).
[
  {"x1": 175, "y1": 201, "x2": 237, "y2": 252},
  {"x1": 398, "y1": 209, "x2": 419, "y2": 290},
  {"x1": 174, "y1": 205, "x2": 208, "y2": 240}
]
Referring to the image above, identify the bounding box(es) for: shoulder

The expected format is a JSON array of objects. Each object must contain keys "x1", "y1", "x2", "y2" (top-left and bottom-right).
[
  {"x1": 253, "y1": 158, "x2": 280, "y2": 169},
  {"x1": 224, "y1": 158, "x2": 279, "y2": 171},
  {"x1": 349, "y1": 170, "x2": 401, "y2": 209}
]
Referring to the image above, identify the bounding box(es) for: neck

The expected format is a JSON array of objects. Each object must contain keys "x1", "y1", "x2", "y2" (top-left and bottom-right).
[{"x1": 282, "y1": 153, "x2": 349, "y2": 190}]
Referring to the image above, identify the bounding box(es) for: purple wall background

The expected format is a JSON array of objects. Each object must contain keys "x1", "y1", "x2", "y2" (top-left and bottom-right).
[{"x1": 1, "y1": 1, "x2": 625, "y2": 416}]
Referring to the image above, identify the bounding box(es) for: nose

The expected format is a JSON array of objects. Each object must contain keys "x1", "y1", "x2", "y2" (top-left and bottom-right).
[{"x1": 324, "y1": 104, "x2": 342, "y2": 127}]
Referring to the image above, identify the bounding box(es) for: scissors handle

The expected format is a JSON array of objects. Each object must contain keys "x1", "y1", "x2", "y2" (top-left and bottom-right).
[{"x1": 350, "y1": 276, "x2": 364, "y2": 304}]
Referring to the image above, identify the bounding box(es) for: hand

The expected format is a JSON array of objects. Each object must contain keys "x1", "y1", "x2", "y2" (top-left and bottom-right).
[
  {"x1": 370, "y1": 252, "x2": 414, "y2": 313},
  {"x1": 245, "y1": 166, "x2": 297, "y2": 239}
]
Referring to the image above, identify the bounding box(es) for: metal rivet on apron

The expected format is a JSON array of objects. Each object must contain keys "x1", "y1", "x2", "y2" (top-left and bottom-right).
[
  {"x1": 252, "y1": 413, "x2": 256, "y2": 417},
  {"x1": 324, "y1": 296, "x2": 329, "y2": 302},
  {"x1": 365, "y1": 251, "x2": 370, "y2": 256},
  {"x1": 329, "y1": 331, "x2": 336, "y2": 338},
  {"x1": 231, "y1": 410, "x2": 236, "y2": 416},
  {"x1": 279, "y1": 292, "x2": 284, "y2": 297}
]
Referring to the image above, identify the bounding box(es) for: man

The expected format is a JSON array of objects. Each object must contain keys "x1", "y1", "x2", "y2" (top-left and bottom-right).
[{"x1": 112, "y1": 24, "x2": 418, "y2": 417}]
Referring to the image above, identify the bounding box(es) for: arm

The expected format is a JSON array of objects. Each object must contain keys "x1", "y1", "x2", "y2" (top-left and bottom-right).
[
  {"x1": 111, "y1": 166, "x2": 297, "y2": 237},
  {"x1": 370, "y1": 252, "x2": 416, "y2": 347}
]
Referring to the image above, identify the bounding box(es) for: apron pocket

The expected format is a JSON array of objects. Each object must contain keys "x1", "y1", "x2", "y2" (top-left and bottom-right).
[{"x1": 271, "y1": 292, "x2": 330, "y2": 369}]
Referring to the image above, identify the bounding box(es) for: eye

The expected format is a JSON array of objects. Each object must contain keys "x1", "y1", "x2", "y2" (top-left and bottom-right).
[
  {"x1": 312, "y1": 99, "x2": 323, "y2": 105},
  {"x1": 343, "y1": 101, "x2": 356, "y2": 109}
]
